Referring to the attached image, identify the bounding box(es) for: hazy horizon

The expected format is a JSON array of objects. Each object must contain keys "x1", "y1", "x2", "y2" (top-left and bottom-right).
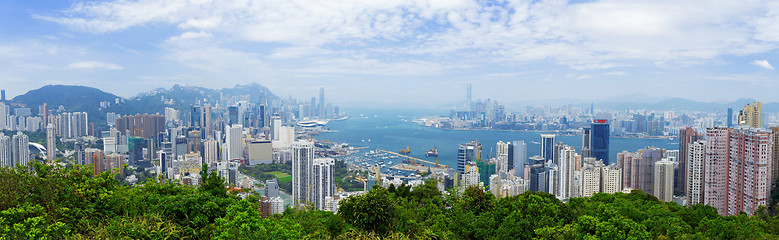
[{"x1": 2, "y1": 1, "x2": 778, "y2": 105}]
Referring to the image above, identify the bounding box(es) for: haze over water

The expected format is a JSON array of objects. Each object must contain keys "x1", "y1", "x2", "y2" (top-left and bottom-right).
[{"x1": 317, "y1": 108, "x2": 678, "y2": 166}]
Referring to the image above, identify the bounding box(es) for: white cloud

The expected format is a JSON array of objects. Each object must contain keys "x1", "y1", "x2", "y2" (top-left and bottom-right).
[
  {"x1": 36, "y1": 0, "x2": 779, "y2": 72},
  {"x1": 751, "y1": 60, "x2": 775, "y2": 70},
  {"x1": 67, "y1": 61, "x2": 123, "y2": 70}
]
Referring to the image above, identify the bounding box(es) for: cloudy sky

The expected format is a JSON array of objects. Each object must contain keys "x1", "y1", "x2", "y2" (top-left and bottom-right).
[{"x1": 1, "y1": 0, "x2": 778, "y2": 106}]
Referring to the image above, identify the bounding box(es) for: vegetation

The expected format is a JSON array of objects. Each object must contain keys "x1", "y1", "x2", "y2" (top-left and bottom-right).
[
  {"x1": 239, "y1": 163, "x2": 293, "y2": 193},
  {"x1": 1, "y1": 162, "x2": 778, "y2": 239}
]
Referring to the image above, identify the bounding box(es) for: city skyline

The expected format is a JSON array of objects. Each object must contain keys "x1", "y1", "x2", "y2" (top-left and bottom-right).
[{"x1": 1, "y1": 1, "x2": 778, "y2": 105}]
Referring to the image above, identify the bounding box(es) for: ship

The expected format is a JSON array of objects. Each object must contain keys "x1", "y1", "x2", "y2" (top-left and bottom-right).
[
  {"x1": 399, "y1": 146, "x2": 411, "y2": 155},
  {"x1": 425, "y1": 147, "x2": 438, "y2": 157}
]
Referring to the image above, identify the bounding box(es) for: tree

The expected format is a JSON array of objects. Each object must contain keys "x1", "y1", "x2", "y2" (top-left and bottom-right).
[{"x1": 338, "y1": 186, "x2": 395, "y2": 236}]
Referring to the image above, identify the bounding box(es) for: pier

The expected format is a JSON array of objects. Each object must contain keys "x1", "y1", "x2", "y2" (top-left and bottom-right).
[{"x1": 374, "y1": 148, "x2": 448, "y2": 168}]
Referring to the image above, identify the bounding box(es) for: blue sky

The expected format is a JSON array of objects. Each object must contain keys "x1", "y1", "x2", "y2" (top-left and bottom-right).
[{"x1": 1, "y1": 0, "x2": 778, "y2": 107}]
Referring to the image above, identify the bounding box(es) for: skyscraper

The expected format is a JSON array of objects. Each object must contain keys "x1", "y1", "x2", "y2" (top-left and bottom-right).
[
  {"x1": 258, "y1": 91, "x2": 267, "y2": 128},
  {"x1": 0, "y1": 133, "x2": 11, "y2": 167},
  {"x1": 292, "y1": 141, "x2": 314, "y2": 207},
  {"x1": 687, "y1": 140, "x2": 706, "y2": 205},
  {"x1": 457, "y1": 141, "x2": 481, "y2": 174},
  {"x1": 319, "y1": 87, "x2": 325, "y2": 118},
  {"x1": 704, "y1": 127, "x2": 730, "y2": 215},
  {"x1": 581, "y1": 127, "x2": 591, "y2": 158},
  {"x1": 590, "y1": 119, "x2": 609, "y2": 164},
  {"x1": 225, "y1": 124, "x2": 243, "y2": 161},
  {"x1": 496, "y1": 141, "x2": 510, "y2": 174},
  {"x1": 654, "y1": 159, "x2": 675, "y2": 202},
  {"x1": 0, "y1": 89, "x2": 4, "y2": 102},
  {"x1": 558, "y1": 145, "x2": 579, "y2": 199},
  {"x1": 727, "y1": 108, "x2": 733, "y2": 128},
  {"x1": 727, "y1": 127, "x2": 773, "y2": 216},
  {"x1": 640, "y1": 147, "x2": 664, "y2": 195},
  {"x1": 771, "y1": 127, "x2": 779, "y2": 189},
  {"x1": 12, "y1": 132, "x2": 29, "y2": 167},
  {"x1": 41, "y1": 103, "x2": 48, "y2": 128},
  {"x1": 601, "y1": 164, "x2": 622, "y2": 194},
  {"x1": 46, "y1": 124, "x2": 55, "y2": 162},
  {"x1": 540, "y1": 134, "x2": 555, "y2": 162},
  {"x1": 312, "y1": 157, "x2": 335, "y2": 210},
  {"x1": 512, "y1": 141, "x2": 527, "y2": 178},
  {"x1": 191, "y1": 105, "x2": 201, "y2": 128},
  {"x1": 678, "y1": 127, "x2": 702, "y2": 196},
  {"x1": 737, "y1": 101, "x2": 761, "y2": 128}
]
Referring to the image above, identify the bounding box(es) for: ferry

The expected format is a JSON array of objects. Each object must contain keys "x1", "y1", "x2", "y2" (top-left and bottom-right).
[{"x1": 425, "y1": 147, "x2": 438, "y2": 157}]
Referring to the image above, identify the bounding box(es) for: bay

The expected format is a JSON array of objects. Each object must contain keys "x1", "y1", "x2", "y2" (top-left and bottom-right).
[{"x1": 316, "y1": 108, "x2": 678, "y2": 167}]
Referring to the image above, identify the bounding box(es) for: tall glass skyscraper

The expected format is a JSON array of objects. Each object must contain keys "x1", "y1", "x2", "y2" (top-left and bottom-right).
[
  {"x1": 590, "y1": 119, "x2": 610, "y2": 164},
  {"x1": 540, "y1": 134, "x2": 555, "y2": 162}
]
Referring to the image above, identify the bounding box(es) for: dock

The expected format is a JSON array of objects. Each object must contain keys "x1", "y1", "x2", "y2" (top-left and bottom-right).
[
  {"x1": 391, "y1": 163, "x2": 449, "y2": 173},
  {"x1": 374, "y1": 148, "x2": 448, "y2": 168}
]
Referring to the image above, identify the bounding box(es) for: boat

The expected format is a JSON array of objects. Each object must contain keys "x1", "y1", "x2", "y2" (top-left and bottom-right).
[
  {"x1": 425, "y1": 147, "x2": 438, "y2": 157},
  {"x1": 399, "y1": 146, "x2": 411, "y2": 154}
]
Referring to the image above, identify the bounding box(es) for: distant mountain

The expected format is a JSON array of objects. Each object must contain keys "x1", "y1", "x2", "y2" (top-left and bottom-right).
[
  {"x1": 126, "y1": 82, "x2": 279, "y2": 115},
  {"x1": 11, "y1": 85, "x2": 139, "y2": 128}
]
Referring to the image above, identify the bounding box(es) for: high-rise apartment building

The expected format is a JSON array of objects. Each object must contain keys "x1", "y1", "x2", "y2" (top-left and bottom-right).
[
  {"x1": 640, "y1": 147, "x2": 664, "y2": 196},
  {"x1": 727, "y1": 127, "x2": 773, "y2": 216},
  {"x1": 601, "y1": 164, "x2": 622, "y2": 194},
  {"x1": 654, "y1": 159, "x2": 675, "y2": 202},
  {"x1": 12, "y1": 132, "x2": 29, "y2": 167},
  {"x1": 292, "y1": 141, "x2": 315, "y2": 207},
  {"x1": 558, "y1": 145, "x2": 580, "y2": 199},
  {"x1": 46, "y1": 124, "x2": 56, "y2": 162},
  {"x1": 738, "y1": 101, "x2": 761, "y2": 128},
  {"x1": 0, "y1": 133, "x2": 11, "y2": 167},
  {"x1": 687, "y1": 140, "x2": 706, "y2": 205},
  {"x1": 590, "y1": 120, "x2": 609, "y2": 164},
  {"x1": 678, "y1": 127, "x2": 703, "y2": 196},
  {"x1": 704, "y1": 127, "x2": 730, "y2": 215},
  {"x1": 311, "y1": 158, "x2": 335, "y2": 210},
  {"x1": 496, "y1": 141, "x2": 510, "y2": 174},
  {"x1": 617, "y1": 150, "x2": 641, "y2": 190},
  {"x1": 580, "y1": 158, "x2": 603, "y2": 197},
  {"x1": 204, "y1": 139, "x2": 218, "y2": 164}
]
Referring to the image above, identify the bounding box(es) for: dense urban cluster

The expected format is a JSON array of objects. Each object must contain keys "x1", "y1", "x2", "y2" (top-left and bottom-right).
[{"x1": 1, "y1": 85, "x2": 779, "y2": 239}]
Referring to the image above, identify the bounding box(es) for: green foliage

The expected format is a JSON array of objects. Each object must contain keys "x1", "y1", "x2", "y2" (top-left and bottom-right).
[{"x1": 0, "y1": 162, "x2": 777, "y2": 239}]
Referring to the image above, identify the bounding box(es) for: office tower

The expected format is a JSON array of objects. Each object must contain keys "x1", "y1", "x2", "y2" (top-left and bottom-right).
[
  {"x1": 157, "y1": 150, "x2": 167, "y2": 175},
  {"x1": 46, "y1": 124, "x2": 55, "y2": 162},
  {"x1": 640, "y1": 147, "x2": 664, "y2": 195},
  {"x1": 727, "y1": 127, "x2": 773, "y2": 216},
  {"x1": 528, "y1": 155, "x2": 545, "y2": 192},
  {"x1": 12, "y1": 132, "x2": 30, "y2": 167},
  {"x1": 457, "y1": 141, "x2": 481, "y2": 174},
  {"x1": 678, "y1": 127, "x2": 703, "y2": 196},
  {"x1": 227, "y1": 106, "x2": 238, "y2": 126},
  {"x1": 127, "y1": 137, "x2": 146, "y2": 166},
  {"x1": 737, "y1": 101, "x2": 761, "y2": 128},
  {"x1": 687, "y1": 140, "x2": 706, "y2": 205},
  {"x1": 727, "y1": 108, "x2": 733, "y2": 128},
  {"x1": 601, "y1": 164, "x2": 622, "y2": 194},
  {"x1": 580, "y1": 158, "x2": 603, "y2": 197},
  {"x1": 581, "y1": 127, "x2": 591, "y2": 158},
  {"x1": 191, "y1": 105, "x2": 201, "y2": 128},
  {"x1": 704, "y1": 127, "x2": 730, "y2": 215},
  {"x1": 496, "y1": 141, "x2": 510, "y2": 174},
  {"x1": 590, "y1": 119, "x2": 609, "y2": 164},
  {"x1": 512, "y1": 141, "x2": 527, "y2": 178},
  {"x1": 204, "y1": 139, "x2": 218, "y2": 164},
  {"x1": 318, "y1": 87, "x2": 325, "y2": 117},
  {"x1": 772, "y1": 127, "x2": 779, "y2": 188},
  {"x1": 1, "y1": 89, "x2": 4, "y2": 101},
  {"x1": 654, "y1": 159, "x2": 675, "y2": 202},
  {"x1": 540, "y1": 134, "x2": 555, "y2": 162},
  {"x1": 225, "y1": 124, "x2": 243, "y2": 161},
  {"x1": 0, "y1": 133, "x2": 11, "y2": 167},
  {"x1": 312, "y1": 158, "x2": 335, "y2": 210},
  {"x1": 271, "y1": 115, "x2": 282, "y2": 141},
  {"x1": 292, "y1": 141, "x2": 315, "y2": 207},
  {"x1": 202, "y1": 105, "x2": 212, "y2": 135}
]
